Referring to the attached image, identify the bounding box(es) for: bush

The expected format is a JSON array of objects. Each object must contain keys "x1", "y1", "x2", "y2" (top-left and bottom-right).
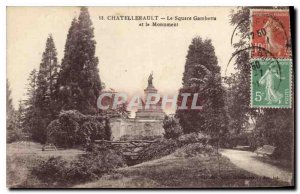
[
  {"x1": 136, "y1": 132, "x2": 212, "y2": 162},
  {"x1": 30, "y1": 156, "x2": 68, "y2": 187},
  {"x1": 30, "y1": 146, "x2": 126, "y2": 187},
  {"x1": 7, "y1": 129, "x2": 22, "y2": 143},
  {"x1": 174, "y1": 143, "x2": 216, "y2": 158},
  {"x1": 46, "y1": 110, "x2": 111, "y2": 148},
  {"x1": 67, "y1": 149, "x2": 125, "y2": 184},
  {"x1": 178, "y1": 132, "x2": 210, "y2": 145},
  {"x1": 220, "y1": 132, "x2": 253, "y2": 149},
  {"x1": 138, "y1": 138, "x2": 180, "y2": 162},
  {"x1": 163, "y1": 116, "x2": 183, "y2": 139},
  {"x1": 249, "y1": 109, "x2": 294, "y2": 160},
  {"x1": 46, "y1": 120, "x2": 65, "y2": 146},
  {"x1": 119, "y1": 134, "x2": 162, "y2": 141}
]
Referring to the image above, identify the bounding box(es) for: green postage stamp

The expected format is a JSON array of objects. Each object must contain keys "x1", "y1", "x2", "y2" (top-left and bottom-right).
[{"x1": 251, "y1": 59, "x2": 292, "y2": 108}]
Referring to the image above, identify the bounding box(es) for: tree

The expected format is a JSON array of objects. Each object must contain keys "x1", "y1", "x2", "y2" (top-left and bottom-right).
[
  {"x1": 163, "y1": 115, "x2": 183, "y2": 139},
  {"x1": 23, "y1": 69, "x2": 39, "y2": 140},
  {"x1": 57, "y1": 17, "x2": 79, "y2": 111},
  {"x1": 7, "y1": 80, "x2": 15, "y2": 129},
  {"x1": 36, "y1": 35, "x2": 60, "y2": 118},
  {"x1": 224, "y1": 8, "x2": 259, "y2": 135},
  {"x1": 228, "y1": 7, "x2": 294, "y2": 159},
  {"x1": 46, "y1": 110, "x2": 111, "y2": 147},
  {"x1": 176, "y1": 37, "x2": 228, "y2": 136},
  {"x1": 7, "y1": 80, "x2": 18, "y2": 143},
  {"x1": 58, "y1": 7, "x2": 102, "y2": 115},
  {"x1": 15, "y1": 100, "x2": 26, "y2": 133},
  {"x1": 24, "y1": 35, "x2": 60, "y2": 143}
]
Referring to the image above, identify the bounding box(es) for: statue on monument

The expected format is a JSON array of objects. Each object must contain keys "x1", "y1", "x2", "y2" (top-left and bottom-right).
[{"x1": 148, "y1": 72, "x2": 153, "y2": 87}]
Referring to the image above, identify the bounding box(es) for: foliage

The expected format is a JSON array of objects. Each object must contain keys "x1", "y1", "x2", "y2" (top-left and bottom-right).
[
  {"x1": 46, "y1": 110, "x2": 111, "y2": 147},
  {"x1": 136, "y1": 132, "x2": 212, "y2": 162},
  {"x1": 174, "y1": 143, "x2": 216, "y2": 158},
  {"x1": 228, "y1": 7, "x2": 294, "y2": 159},
  {"x1": 7, "y1": 80, "x2": 19, "y2": 143},
  {"x1": 30, "y1": 147, "x2": 126, "y2": 187},
  {"x1": 220, "y1": 132, "x2": 251, "y2": 149},
  {"x1": 7, "y1": 85, "x2": 26, "y2": 143},
  {"x1": 57, "y1": 7, "x2": 102, "y2": 114},
  {"x1": 19, "y1": 7, "x2": 106, "y2": 144},
  {"x1": 7, "y1": 149, "x2": 45, "y2": 188},
  {"x1": 138, "y1": 138, "x2": 180, "y2": 162},
  {"x1": 35, "y1": 34, "x2": 60, "y2": 118},
  {"x1": 163, "y1": 115, "x2": 183, "y2": 139},
  {"x1": 30, "y1": 156, "x2": 68, "y2": 186},
  {"x1": 22, "y1": 69, "x2": 38, "y2": 136},
  {"x1": 22, "y1": 35, "x2": 60, "y2": 143},
  {"x1": 177, "y1": 132, "x2": 210, "y2": 145},
  {"x1": 46, "y1": 119, "x2": 64, "y2": 146},
  {"x1": 176, "y1": 37, "x2": 228, "y2": 137},
  {"x1": 67, "y1": 146, "x2": 125, "y2": 184},
  {"x1": 113, "y1": 154, "x2": 287, "y2": 188},
  {"x1": 225, "y1": 7, "x2": 260, "y2": 135},
  {"x1": 7, "y1": 80, "x2": 15, "y2": 129},
  {"x1": 7, "y1": 129, "x2": 22, "y2": 143},
  {"x1": 119, "y1": 134, "x2": 161, "y2": 141},
  {"x1": 251, "y1": 109, "x2": 294, "y2": 159}
]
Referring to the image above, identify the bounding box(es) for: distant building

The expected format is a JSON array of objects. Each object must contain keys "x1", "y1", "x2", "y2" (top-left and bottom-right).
[{"x1": 110, "y1": 73, "x2": 166, "y2": 140}]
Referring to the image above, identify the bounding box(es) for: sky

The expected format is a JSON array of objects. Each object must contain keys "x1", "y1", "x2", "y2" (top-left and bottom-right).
[{"x1": 7, "y1": 7, "x2": 237, "y2": 114}]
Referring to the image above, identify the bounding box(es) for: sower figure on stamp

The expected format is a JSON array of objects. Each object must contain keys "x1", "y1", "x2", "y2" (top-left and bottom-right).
[
  {"x1": 264, "y1": 17, "x2": 285, "y2": 57},
  {"x1": 259, "y1": 63, "x2": 285, "y2": 104}
]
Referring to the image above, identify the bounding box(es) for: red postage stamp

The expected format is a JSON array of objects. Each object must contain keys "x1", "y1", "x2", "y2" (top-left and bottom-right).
[{"x1": 250, "y1": 9, "x2": 291, "y2": 58}]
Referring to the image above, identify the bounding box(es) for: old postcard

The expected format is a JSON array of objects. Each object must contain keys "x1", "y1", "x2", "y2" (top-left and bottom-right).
[{"x1": 6, "y1": 6, "x2": 294, "y2": 188}]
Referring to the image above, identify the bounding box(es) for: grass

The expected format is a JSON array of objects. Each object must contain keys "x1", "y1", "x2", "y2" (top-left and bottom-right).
[
  {"x1": 75, "y1": 154, "x2": 289, "y2": 188},
  {"x1": 7, "y1": 141, "x2": 84, "y2": 188},
  {"x1": 7, "y1": 141, "x2": 290, "y2": 188},
  {"x1": 253, "y1": 155, "x2": 294, "y2": 172}
]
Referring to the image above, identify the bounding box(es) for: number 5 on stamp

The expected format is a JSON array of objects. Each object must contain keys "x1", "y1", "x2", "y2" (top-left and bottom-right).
[{"x1": 251, "y1": 59, "x2": 292, "y2": 108}]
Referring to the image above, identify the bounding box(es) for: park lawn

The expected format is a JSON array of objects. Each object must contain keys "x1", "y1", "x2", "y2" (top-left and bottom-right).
[
  {"x1": 7, "y1": 142, "x2": 288, "y2": 188},
  {"x1": 7, "y1": 142, "x2": 85, "y2": 188},
  {"x1": 75, "y1": 154, "x2": 288, "y2": 188},
  {"x1": 253, "y1": 155, "x2": 294, "y2": 172}
]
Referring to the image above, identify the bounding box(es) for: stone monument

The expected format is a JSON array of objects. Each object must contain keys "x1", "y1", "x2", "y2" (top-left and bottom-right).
[
  {"x1": 110, "y1": 73, "x2": 166, "y2": 140},
  {"x1": 135, "y1": 73, "x2": 165, "y2": 120}
]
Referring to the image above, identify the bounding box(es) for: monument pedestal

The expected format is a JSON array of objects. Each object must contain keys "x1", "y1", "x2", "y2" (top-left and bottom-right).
[
  {"x1": 110, "y1": 73, "x2": 166, "y2": 140},
  {"x1": 135, "y1": 84, "x2": 165, "y2": 120}
]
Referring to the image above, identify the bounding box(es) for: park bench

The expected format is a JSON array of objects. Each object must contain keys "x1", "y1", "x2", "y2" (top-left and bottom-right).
[
  {"x1": 42, "y1": 144, "x2": 65, "y2": 151},
  {"x1": 254, "y1": 145, "x2": 276, "y2": 157},
  {"x1": 233, "y1": 145, "x2": 251, "y2": 151},
  {"x1": 42, "y1": 144, "x2": 57, "y2": 151}
]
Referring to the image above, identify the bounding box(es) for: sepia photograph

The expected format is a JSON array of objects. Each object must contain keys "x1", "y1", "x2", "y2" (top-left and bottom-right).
[{"x1": 6, "y1": 6, "x2": 295, "y2": 189}]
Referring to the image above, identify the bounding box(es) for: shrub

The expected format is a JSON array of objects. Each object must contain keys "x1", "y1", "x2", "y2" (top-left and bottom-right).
[
  {"x1": 178, "y1": 132, "x2": 210, "y2": 145},
  {"x1": 46, "y1": 110, "x2": 111, "y2": 148},
  {"x1": 7, "y1": 151, "x2": 44, "y2": 188},
  {"x1": 7, "y1": 129, "x2": 22, "y2": 143},
  {"x1": 138, "y1": 138, "x2": 180, "y2": 162},
  {"x1": 220, "y1": 132, "x2": 252, "y2": 149},
  {"x1": 66, "y1": 150, "x2": 125, "y2": 184},
  {"x1": 46, "y1": 120, "x2": 65, "y2": 146},
  {"x1": 30, "y1": 156, "x2": 68, "y2": 187},
  {"x1": 163, "y1": 115, "x2": 183, "y2": 139},
  {"x1": 119, "y1": 134, "x2": 162, "y2": 141},
  {"x1": 137, "y1": 132, "x2": 212, "y2": 162},
  {"x1": 30, "y1": 146, "x2": 126, "y2": 187},
  {"x1": 174, "y1": 143, "x2": 216, "y2": 158}
]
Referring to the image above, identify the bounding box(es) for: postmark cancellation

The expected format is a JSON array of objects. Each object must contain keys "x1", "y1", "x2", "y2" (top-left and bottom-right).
[{"x1": 250, "y1": 9, "x2": 292, "y2": 59}]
